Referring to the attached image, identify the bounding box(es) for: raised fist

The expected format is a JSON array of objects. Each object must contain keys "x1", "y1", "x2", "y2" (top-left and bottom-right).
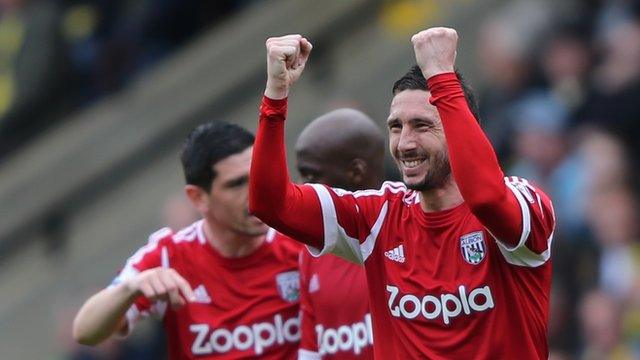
[
  {"x1": 125, "y1": 267, "x2": 195, "y2": 309},
  {"x1": 264, "y1": 34, "x2": 312, "y2": 99},
  {"x1": 411, "y1": 27, "x2": 458, "y2": 80}
]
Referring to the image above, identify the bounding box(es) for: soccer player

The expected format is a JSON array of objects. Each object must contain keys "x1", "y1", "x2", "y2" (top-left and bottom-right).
[
  {"x1": 73, "y1": 122, "x2": 302, "y2": 359},
  {"x1": 295, "y1": 109, "x2": 384, "y2": 359},
  {"x1": 250, "y1": 29, "x2": 555, "y2": 359}
]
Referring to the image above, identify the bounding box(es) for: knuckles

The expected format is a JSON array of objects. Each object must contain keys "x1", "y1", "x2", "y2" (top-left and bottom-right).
[{"x1": 412, "y1": 27, "x2": 458, "y2": 45}]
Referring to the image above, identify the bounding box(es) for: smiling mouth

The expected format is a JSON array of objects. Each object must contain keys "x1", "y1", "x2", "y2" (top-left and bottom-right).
[{"x1": 401, "y1": 159, "x2": 426, "y2": 169}]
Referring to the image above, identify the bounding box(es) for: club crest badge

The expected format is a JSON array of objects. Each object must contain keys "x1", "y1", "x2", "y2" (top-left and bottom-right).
[
  {"x1": 276, "y1": 271, "x2": 300, "y2": 302},
  {"x1": 460, "y1": 231, "x2": 486, "y2": 265}
]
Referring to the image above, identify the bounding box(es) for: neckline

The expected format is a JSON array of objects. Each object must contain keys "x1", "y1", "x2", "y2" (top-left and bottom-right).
[
  {"x1": 197, "y1": 221, "x2": 271, "y2": 269},
  {"x1": 413, "y1": 201, "x2": 469, "y2": 228}
]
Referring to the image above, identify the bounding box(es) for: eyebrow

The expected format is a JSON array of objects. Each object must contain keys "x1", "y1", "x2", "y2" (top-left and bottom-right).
[
  {"x1": 386, "y1": 117, "x2": 434, "y2": 125},
  {"x1": 223, "y1": 175, "x2": 249, "y2": 188}
]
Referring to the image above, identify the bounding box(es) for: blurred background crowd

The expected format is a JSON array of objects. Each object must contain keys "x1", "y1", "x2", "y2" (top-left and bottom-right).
[
  {"x1": 1, "y1": 0, "x2": 640, "y2": 359},
  {"x1": 0, "y1": 0, "x2": 249, "y2": 160}
]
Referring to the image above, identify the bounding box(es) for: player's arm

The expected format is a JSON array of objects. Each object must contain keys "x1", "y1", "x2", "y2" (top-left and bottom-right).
[
  {"x1": 249, "y1": 35, "x2": 325, "y2": 248},
  {"x1": 73, "y1": 267, "x2": 195, "y2": 345},
  {"x1": 251, "y1": 35, "x2": 384, "y2": 263},
  {"x1": 411, "y1": 28, "x2": 553, "y2": 249}
]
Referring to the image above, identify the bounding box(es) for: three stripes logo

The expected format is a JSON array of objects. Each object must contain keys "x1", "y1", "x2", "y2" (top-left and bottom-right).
[
  {"x1": 384, "y1": 245, "x2": 406, "y2": 263},
  {"x1": 193, "y1": 284, "x2": 212, "y2": 304}
]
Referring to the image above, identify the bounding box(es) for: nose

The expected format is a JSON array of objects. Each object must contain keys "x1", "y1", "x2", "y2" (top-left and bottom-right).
[{"x1": 397, "y1": 127, "x2": 417, "y2": 153}]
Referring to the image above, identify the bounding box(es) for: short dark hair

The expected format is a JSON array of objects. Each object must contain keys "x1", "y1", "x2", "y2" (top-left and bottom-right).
[
  {"x1": 392, "y1": 65, "x2": 481, "y2": 123},
  {"x1": 180, "y1": 121, "x2": 254, "y2": 191}
]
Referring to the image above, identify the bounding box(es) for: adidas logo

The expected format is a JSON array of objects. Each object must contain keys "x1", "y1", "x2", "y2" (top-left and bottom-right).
[
  {"x1": 193, "y1": 284, "x2": 212, "y2": 304},
  {"x1": 384, "y1": 245, "x2": 405, "y2": 263}
]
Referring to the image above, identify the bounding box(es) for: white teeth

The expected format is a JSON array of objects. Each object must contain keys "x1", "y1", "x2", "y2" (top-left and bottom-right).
[{"x1": 402, "y1": 160, "x2": 423, "y2": 168}]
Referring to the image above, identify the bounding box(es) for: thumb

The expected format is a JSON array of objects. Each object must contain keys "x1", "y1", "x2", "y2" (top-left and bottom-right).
[{"x1": 297, "y1": 38, "x2": 313, "y2": 67}]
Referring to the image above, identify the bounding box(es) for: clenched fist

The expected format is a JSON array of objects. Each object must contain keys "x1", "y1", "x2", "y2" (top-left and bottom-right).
[
  {"x1": 264, "y1": 34, "x2": 312, "y2": 99},
  {"x1": 125, "y1": 267, "x2": 195, "y2": 309},
  {"x1": 411, "y1": 27, "x2": 458, "y2": 80}
]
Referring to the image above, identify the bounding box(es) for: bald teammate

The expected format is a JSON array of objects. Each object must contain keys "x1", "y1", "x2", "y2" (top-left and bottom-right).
[{"x1": 295, "y1": 109, "x2": 384, "y2": 360}]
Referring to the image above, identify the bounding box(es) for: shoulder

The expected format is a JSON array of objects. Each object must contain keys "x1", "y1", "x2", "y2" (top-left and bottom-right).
[
  {"x1": 171, "y1": 220, "x2": 205, "y2": 245},
  {"x1": 333, "y1": 181, "x2": 417, "y2": 203},
  {"x1": 144, "y1": 220, "x2": 206, "y2": 254},
  {"x1": 503, "y1": 176, "x2": 553, "y2": 208},
  {"x1": 504, "y1": 175, "x2": 556, "y2": 238}
]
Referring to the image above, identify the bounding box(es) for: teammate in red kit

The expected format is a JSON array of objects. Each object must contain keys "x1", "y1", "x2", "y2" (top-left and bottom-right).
[
  {"x1": 295, "y1": 109, "x2": 384, "y2": 359},
  {"x1": 250, "y1": 29, "x2": 555, "y2": 359},
  {"x1": 73, "y1": 122, "x2": 302, "y2": 359}
]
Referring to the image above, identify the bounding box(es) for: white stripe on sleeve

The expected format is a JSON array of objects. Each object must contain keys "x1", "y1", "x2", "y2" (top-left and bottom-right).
[
  {"x1": 307, "y1": 184, "x2": 387, "y2": 264},
  {"x1": 497, "y1": 179, "x2": 532, "y2": 252},
  {"x1": 493, "y1": 178, "x2": 552, "y2": 267},
  {"x1": 307, "y1": 184, "x2": 363, "y2": 264}
]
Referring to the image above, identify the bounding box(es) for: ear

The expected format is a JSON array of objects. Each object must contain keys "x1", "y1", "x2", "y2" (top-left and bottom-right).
[
  {"x1": 184, "y1": 185, "x2": 209, "y2": 214},
  {"x1": 348, "y1": 158, "x2": 367, "y2": 186}
]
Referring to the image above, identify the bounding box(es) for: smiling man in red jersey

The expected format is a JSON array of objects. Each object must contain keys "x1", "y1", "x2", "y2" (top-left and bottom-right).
[{"x1": 250, "y1": 29, "x2": 555, "y2": 359}]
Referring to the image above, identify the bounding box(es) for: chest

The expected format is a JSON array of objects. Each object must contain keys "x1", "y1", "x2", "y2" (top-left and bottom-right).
[
  {"x1": 370, "y1": 207, "x2": 501, "y2": 293},
  {"x1": 170, "y1": 251, "x2": 300, "y2": 327},
  {"x1": 307, "y1": 256, "x2": 369, "y2": 316}
]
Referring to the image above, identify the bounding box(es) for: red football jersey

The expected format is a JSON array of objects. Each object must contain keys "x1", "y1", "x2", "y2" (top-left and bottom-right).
[
  {"x1": 111, "y1": 220, "x2": 303, "y2": 359},
  {"x1": 298, "y1": 251, "x2": 373, "y2": 360},
  {"x1": 304, "y1": 177, "x2": 554, "y2": 360}
]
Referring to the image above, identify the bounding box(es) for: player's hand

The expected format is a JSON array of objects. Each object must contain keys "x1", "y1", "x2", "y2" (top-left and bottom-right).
[
  {"x1": 264, "y1": 34, "x2": 312, "y2": 99},
  {"x1": 411, "y1": 27, "x2": 458, "y2": 80},
  {"x1": 125, "y1": 268, "x2": 196, "y2": 309}
]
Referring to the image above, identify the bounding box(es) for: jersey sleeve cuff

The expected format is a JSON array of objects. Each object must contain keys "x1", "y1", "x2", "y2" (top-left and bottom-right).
[
  {"x1": 260, "y1": 96, "x2": 288, "y2": 118},
  {"x1": 427, "y1": 72, "x2": 461, "y2": 105}
]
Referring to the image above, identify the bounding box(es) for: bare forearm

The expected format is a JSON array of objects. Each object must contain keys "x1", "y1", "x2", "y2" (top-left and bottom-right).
[{"x1": 72, "y1": 284, "x2": 138, "y2": 345}]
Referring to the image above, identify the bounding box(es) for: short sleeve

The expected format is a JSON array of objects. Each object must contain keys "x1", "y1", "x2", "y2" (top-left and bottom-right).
[
  {"x1": 494, "y1": 177, "x2": 556, "y2": 267},
  {"x1": 110, "y1": 227, "x2": 174, "y2": 334}
]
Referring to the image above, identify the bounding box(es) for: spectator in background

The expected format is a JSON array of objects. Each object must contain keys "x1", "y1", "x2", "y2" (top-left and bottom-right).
[
  {"x1": 576, "y1": 16, "x2": 640, "y2": 192},
  {"x1": 588, "y1": 187, "x2": 640, "y2": 301},
  {"x1": 0, "y1": 0, "x2": 69, "y2": 157},
  {"x1": 579, "y1": 290, "x2": 634, "y2": 359},
  {"x1": 63, "y1": 0, "x2": 245, "y2": 102},
  {"x1": 509, "y1": 91, "x2": 585, "y2": 238},
  {"x1": 538, "y1": 24, "x2": 592, "y2": 113},
  {"x1": 578, "y1": 128, "x2": 629, "y2": 195},
  {"x1": 475, "y1": 1, "x2": 555, "y2": 160}
]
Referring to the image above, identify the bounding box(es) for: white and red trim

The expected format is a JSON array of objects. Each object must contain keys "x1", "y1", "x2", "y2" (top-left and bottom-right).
[
  {"x1": 306, "y1": 184, "x2": 388, "y2": 264},
  {"x1": 494, "y1": 177, "x2": 553, "y2": 267}
]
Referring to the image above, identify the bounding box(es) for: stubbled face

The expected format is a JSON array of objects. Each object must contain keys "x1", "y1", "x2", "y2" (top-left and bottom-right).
[
  {"x1": 207, "y1": 147, "x2": 267, "y2": 236},
  {"x1": 387, "y1": 90, "x2": 451, "y2": 191}
]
